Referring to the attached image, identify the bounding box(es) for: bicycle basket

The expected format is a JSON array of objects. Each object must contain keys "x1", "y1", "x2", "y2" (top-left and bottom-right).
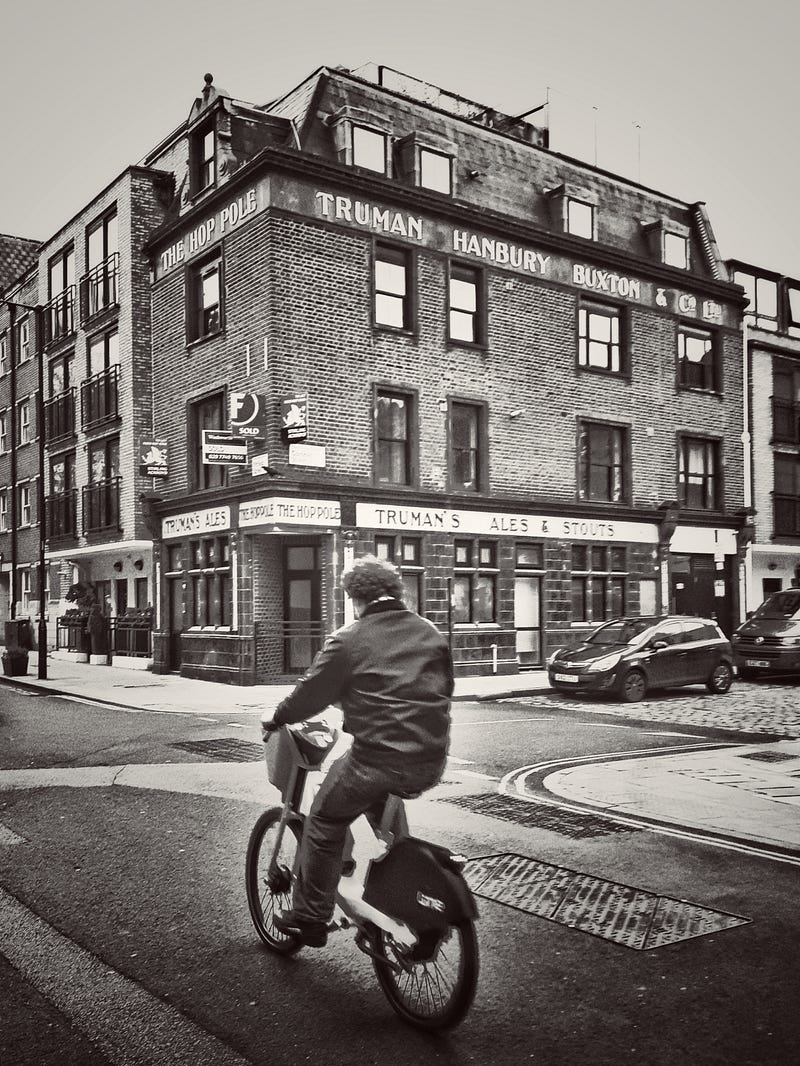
[{"x1": 265, "y1": 722, "x2": 338, "y2": 796}]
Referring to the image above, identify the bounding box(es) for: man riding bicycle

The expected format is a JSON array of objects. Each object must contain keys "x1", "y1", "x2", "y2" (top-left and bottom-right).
[{"x1": 261, "y1": 554, "x2": 453, "y2": 947}]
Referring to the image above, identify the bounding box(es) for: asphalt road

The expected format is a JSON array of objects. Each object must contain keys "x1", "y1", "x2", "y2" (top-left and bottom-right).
[{"x1": 1, "y1": 689, "x2": 799, "y2": 1065}]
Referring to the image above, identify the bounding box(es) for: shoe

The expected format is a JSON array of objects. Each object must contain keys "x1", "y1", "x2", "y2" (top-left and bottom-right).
[{"x1": 274, "y1": 909, "x2": 328, "y2": 948}]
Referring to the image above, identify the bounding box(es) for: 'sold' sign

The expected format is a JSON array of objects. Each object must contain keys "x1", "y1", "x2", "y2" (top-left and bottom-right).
[{"x1": 202, "y1": 430, "x2": 248, "y2": 466}]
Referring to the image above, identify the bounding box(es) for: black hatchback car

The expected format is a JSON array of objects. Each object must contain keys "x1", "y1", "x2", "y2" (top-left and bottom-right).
[{"x1": 547, "y1": 615, "x2": 734, "y2": 702}]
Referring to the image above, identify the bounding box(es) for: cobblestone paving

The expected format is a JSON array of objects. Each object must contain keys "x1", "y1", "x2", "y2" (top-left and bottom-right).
[{"x1": 510, "y1": 680, "x2": 800, "y2": 739}]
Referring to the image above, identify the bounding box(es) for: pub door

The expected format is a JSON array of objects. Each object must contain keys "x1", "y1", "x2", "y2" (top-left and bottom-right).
[
  {"x1": 283, "y1": 543, "x2": 323, "y2": 674},
  {"x1": 167, "y1": 577, "x2": 184, "y2": 672}
]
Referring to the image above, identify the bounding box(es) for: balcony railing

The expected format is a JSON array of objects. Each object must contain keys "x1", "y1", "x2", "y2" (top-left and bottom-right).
[
  {"x1": 81, "y1": 365, "x2": 119, "y2": 429},
  {"x1": 82, "y1": 477, "x2": 121, "y2": 534},
  {"x1": 44, "y1": 388, "x2": 76, "y2": 442},
  {"x1": 44, "y1": 287, "x2": 76, "y2": 345},
  {"x1": 80, "y1": 253, "x2": 119, "y2": 320},
  {"x1": 46, "y1": 489, "x2": 78, "y2": 540},
  {"x1": 772, "y1": 398, "x2": 800, "y2": 445},
  {"x1": 774, "y1": 494, "x2": 800, "y2": 537}
]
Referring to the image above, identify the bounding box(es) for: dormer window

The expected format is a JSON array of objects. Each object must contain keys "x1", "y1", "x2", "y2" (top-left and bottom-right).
[
  {"x1": 664, "y1": 232, "x2": 688, "y2": 269},
  {"x1": 192, "y1": 124, "x2": 217, "y2": 195},
  {"x1": 420, "y1": 148, "x2": 452, "y2": 194},
  {"x1": 547, "y1": 184, "x2": 598, "y2": 240},
  {"x1": 567, "y1": 198, "x2": 595, "y2": 240},
  {"x1": 352, "y1": 125, "x2": 388, "y2": 174}
]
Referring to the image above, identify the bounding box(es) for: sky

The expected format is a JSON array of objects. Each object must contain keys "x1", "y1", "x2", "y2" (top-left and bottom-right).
[{"x1": 2, "y1": 0, "x2": 799, "y2": 276}]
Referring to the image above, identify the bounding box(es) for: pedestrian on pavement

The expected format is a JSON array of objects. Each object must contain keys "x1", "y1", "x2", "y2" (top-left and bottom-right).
[{"x1": 261, "y1": 554, "x2": 453, "y2": 947}]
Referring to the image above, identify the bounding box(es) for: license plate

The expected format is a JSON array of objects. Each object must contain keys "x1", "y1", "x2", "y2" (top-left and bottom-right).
[
  {"x1": 553, "y1": 673, "x2": 579, "y2": 683},
  {"x1": 745, "y1": 659, "x2": 770, "y2": 668}
]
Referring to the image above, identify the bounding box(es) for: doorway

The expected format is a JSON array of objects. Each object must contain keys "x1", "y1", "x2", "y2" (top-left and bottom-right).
[
  {"x1": 670, "y1": 554, "x2": 734, "y2": 636},
  {"x1": 283, "y1": 543, "x2": 323, "y2": 673},
  {"x1": 514, "y1": 574, "x2": 542, "y2": 669},
  {"x1": 167, "y1": 577, "x2": 184, "y2": 672}
]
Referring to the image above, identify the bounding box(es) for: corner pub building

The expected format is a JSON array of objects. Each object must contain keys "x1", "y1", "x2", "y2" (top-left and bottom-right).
[{"x1": 141, "y1": 65, "x2": 748, "y2": 684}]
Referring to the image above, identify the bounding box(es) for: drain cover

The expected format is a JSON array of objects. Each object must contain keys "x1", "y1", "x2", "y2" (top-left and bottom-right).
[
  {"x1": 441, "y1": 793, "x2": 639, "y2": 838},
  {"x1": 738, "y1": 751, "x2": 798, "y2": 763},
  {"x1": 464, "y1": 853, "x2": 751, "y2": 950},
  {"x1": 171, "y1": 738, "x2": 264, "y2": 762}
]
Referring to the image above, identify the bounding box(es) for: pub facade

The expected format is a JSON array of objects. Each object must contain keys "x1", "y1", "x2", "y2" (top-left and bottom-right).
[{"x1": 139, "y1": 65, "x2": 747, "y2": 683}]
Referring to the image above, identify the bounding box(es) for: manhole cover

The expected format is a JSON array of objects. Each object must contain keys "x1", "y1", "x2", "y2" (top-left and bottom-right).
[
  {"x1": 464, "y1": 853, "x2": 751, "y2": 950},
  {"x1": 441, "y1": 793, "x2": 639, "y2": 838},
  {"x1": 738, "y1": 751, "x2": 798, "y2": 763},
  {"x1": 171, "y1": 738, "x2": 264, "y2": 762}
]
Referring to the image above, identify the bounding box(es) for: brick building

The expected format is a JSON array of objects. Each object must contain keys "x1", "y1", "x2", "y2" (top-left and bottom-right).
[
  {"x1": 137, "y1": 65, "x2": 747, "y2": 684},
  {"x1": 0, "y1": 168, "x2": 171, "y2": 651},
  {"x1": 728, "y1": 261, "x2": 800, "y2": 603}
]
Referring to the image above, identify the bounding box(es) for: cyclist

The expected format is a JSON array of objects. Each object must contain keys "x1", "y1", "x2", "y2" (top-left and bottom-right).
[{"x1": 261, "y1": 554, "x2": 453, "y2": 947}]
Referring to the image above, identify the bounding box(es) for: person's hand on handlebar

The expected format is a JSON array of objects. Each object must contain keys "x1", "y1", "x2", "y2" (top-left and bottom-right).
[{"x1": 260, "y1": 713, "x2": 280, "y2": 742}]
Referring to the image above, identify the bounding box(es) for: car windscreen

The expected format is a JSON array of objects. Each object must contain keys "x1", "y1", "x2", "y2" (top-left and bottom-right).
[
  {"x1": 587, "y1": 619, "x2": 655, "y2": 646},
  {"x1": 753, "y1": 590, "x2": 800, "y2": 620}
]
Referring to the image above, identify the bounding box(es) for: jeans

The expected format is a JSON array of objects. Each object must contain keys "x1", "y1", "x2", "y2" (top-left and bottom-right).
[{"x1": 292, "y1": 749, "x2": 445, "y2": 924}]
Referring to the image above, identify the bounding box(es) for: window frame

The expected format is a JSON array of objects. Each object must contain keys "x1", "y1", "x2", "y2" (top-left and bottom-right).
[
  {"x1": 419, "y1": 147, "x2": 453, "y2": 194},
  {"x1": 448, "y1": 261, "x2": 486, "y2": 347},
  {"x1": 17, "y1": 398, "x2": 31, "y2": 446},
  {"x1": 373, "y1": 385, "x2": 418, "y2": 488},
  {"x1": 567, "y1": 197, "x2": 595, "y2": 240},
  {"x1": 18, "y1": 482, "x2": 32, "y2": 527},
  {"x1": 577, "y1": 300, "x2": 625, "y2": 375},
  {"x1": 0, "y1": 333, "x2": 7, "y2": 376},
  {"x1": 677, "y1": 325, "x2": 719, "y2": 393},
  {"x1": 664, "y1": 232, "x2": 689, "y2": 270},
  {"x1": 186, "y1": 254, "x2": 223, "y2": 345},
  {"x1": 773, "y1": 454, "x2": 800, "y2": 537},
  {"x1": 186, "y1": 534, "x2": 232, "y2": 629},
  {"x1": 374, "y1": 534, "x2": 424, "y2": 613},
  {"x1": 16, "y1": 317, "x2": 30, "y2": 364},
  {"x1": 448, "y1": 399, "x2": 488, "y2": 494},
  {"x1": 373, "y1": 242, "x2": 415, "y2": 332},
  {"x1": 189, "y1": 389, "x2": 228, "y2": 491},
  {"x1": 0, "y1": 488, "x2": 7, "y2": 531},
  {"x1": 452, "y1": 538, "x2": 499, "y2": 625},
  {"x1": 0, "y1": 409, "x2": 7, "y2": 453},
  {"x1": 577, "y1": 420, "x2": 629, "y2": 504},
  {"x1": 678, "y1": 435, "x2": 721, "y2": 511},
  {"x1": 570, "y1": 543, "x2": 627, "y2": 625},
  {"x1": 351, "y1": 124, "x2": 389, "y2": 175}
]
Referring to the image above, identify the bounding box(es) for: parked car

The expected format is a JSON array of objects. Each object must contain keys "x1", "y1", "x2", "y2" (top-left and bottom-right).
[
  {"x1": 547, "y1": 615, "x2": 734, "y2": 702},
  {"x1": 732, "y1": 587, "x2": 800, "y2": 680}
]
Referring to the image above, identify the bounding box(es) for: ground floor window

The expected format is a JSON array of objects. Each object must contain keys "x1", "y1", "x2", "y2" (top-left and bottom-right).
[
  {"x1": 165, "y1": 535, "x2": 231, "y2": 629},
  {"x1": 571, "y1": 544, "x2": 626, "y2": 624},
  {"x1": 453, "y1": 539, "x2": 498, "y2": 623},
  {"x1": 374, "y1": 534, "x2": 423, "y2": 613}
]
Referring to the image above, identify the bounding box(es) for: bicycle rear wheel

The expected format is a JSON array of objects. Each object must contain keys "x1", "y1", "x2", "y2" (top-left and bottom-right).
[
  {"x1": 245, "y1": 806, "x2": 303, "y2": 955},
  {"x1": 372, "y1": 920, "x2": 479, "y2": 1031}
]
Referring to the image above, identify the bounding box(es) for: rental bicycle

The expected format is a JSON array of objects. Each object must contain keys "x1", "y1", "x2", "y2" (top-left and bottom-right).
[{"x1": 245, "y1": 720, "x2": 479, "y2": 1031}]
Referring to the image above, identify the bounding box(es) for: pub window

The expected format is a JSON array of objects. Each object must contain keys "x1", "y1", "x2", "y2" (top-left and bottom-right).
[
  {"x1": 190, "y1": 390, "x2": 227, "y2": 490},
  {"x1": 449, "y1": 401, "x2": 486, "y2": 493},
  {"x1": 678, "y1": 326, "x2": 718, "y2": 392},
  {"x1": 678, "y1": 436, "x2": 719, "y2": 510},
  {"x1": 774, "y1": 454, "x2": 800, "y2": 537},
  {"x1": 578, "y1": 421, "x2": 627, "y2": 503},
  {"x1": 578, "y1": 301, "x2": 623, "y2": 374},
  {"x1": 374, "y1": 535, "x2": 423, "y2": 613},
  {"x1": 187, "y1": 255, "x2": 222, "y2": 343},
  {"x1": 187, "y1": 535, "x2": 231, "y2": 628},
  {"x1": 419, "y1": 148, "x2": 452, "y2": 194},
  {"x1": 516, "y1": 543, "x2": 544, "y2": 569},
  {"x1": 375, "y1": 387, "x2": 415, "y2": 486},
  {"x1": 571, "y1": 544, "x2": 626, "y2": 624},
  {"x1": 374, "y1": 244, "x2": 412, "y2": 330},
  {"x1": 452, "y1": 539, "x2": 498, "y2": 624},
  {"x1": 352, "y1": 125, "x2": 388, "y2": 174},
  {"x1": 567, "y1": 198, "x2": 594, "y2": 240},
  {"x1": 448, "y1": 263, "x2": 484, "y2": 345}
]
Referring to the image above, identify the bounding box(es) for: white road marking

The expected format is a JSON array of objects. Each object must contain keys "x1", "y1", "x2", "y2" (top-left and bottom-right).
[
  {"x1": 450, "y1": 769, "x2": 501, "y2": 781},
  {"x1": 447, "y1": 756, "x2": 475, "y2": 765},
  {"x1": 457, "y1": 717, "x2": 554, "y2": 726}
]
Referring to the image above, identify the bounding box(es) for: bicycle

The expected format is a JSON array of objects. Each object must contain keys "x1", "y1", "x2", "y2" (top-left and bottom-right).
[{"x1": 245, "y1": 720, "x2": 480, "y2": 1031}]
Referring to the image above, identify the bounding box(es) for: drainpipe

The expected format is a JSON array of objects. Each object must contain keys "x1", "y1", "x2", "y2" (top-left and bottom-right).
[{"x1": 741, "y1": 318, "x2": 753, "y2": 617}]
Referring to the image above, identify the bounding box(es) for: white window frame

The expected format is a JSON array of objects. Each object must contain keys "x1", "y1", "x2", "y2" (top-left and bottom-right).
[
  {"x1": 352, "y1": 124, "x2": 388, "y2": 174},
  {"x1": 19, "y1": 483, "x2": 32, "y2": 526},
  {"x1": 17, "y1": 317, "x2": 30, "y2": 362},
  {"x1": 419, "y1": 147, "x2": 452, "y2": 194},
  {"x1": 0, "y1": 489, "x2": 7, "y2": 531},
  {"x1": 0, "y1": 410, "x2": 7, "y2": 452},
  {"x1": 18, "y1": 399, "x2": 31, "y2": 445},
  {"x1": 0, "y1": 334, "x2": 7, "y2": 376},
  {"x1": 567, "y1": 197, "x2": 595, "y2": 239},
  {"x1": 664, "y1": 232, "x2": 689, "y2": 269}
]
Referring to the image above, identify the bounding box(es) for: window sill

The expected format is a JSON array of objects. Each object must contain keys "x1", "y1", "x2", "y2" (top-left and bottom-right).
[
  {"x1": 186, "y1": 328, "x2": 224, "y2": 352},
  {"x1": 446, "y1": 338, "x2": 488, "y2": 353},
  {"x1": 453, "y1": 622, "x2": 501, "y2": 630},
  {"x1": 373, "y1": 324, "x2": 417, "y2": 338},
  {"x1": 677, "y1": 384, "x2": 722, "y2": 398},
  {"x1": 576, "y1": 365, "x2": 631, "y2": 382}
]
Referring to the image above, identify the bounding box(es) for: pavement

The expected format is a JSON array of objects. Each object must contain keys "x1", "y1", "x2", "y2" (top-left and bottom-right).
[{"x1": 2, "y1": 653, "x2": 800, "y2": 860}]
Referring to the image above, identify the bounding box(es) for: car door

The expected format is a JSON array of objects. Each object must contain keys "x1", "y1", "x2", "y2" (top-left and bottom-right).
[
  {"x1": 681, "y1": 620, "x2": 721, "y2": 684},
  {"x1": 642, "y1": 620, "x2": 689, "y2": 688}
]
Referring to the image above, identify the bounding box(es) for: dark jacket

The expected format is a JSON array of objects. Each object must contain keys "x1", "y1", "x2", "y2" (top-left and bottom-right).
[{"x1": 273, "y1": 599, "x2": 453, "y2": 767}]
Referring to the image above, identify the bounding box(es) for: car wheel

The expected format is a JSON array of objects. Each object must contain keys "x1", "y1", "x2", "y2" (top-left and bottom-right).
[
  {"x1": 620, "y1": 669, "x2": 647, "y2": 703},
  {"x1": 707, "y1": 662, "x2": 733, "y2": 694}
]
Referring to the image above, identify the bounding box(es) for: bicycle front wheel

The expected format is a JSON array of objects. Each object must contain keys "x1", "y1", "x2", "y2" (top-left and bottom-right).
[
  {"x1": 372, "y1": 920, "x2": 479, "y2": 1031},
  {"x1": 245, "y1": 806, "x2": 303, "y2": 955}
]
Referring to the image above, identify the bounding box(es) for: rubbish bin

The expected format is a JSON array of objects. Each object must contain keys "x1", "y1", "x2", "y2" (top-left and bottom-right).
[{"x1": 4, "y1": 618, "x2": 34, "y2": 651}]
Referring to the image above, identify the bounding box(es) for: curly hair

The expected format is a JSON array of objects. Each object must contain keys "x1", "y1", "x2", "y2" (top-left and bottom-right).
[{"x1": 342, "y1": 554, "x2": 404, "y2": 603}]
